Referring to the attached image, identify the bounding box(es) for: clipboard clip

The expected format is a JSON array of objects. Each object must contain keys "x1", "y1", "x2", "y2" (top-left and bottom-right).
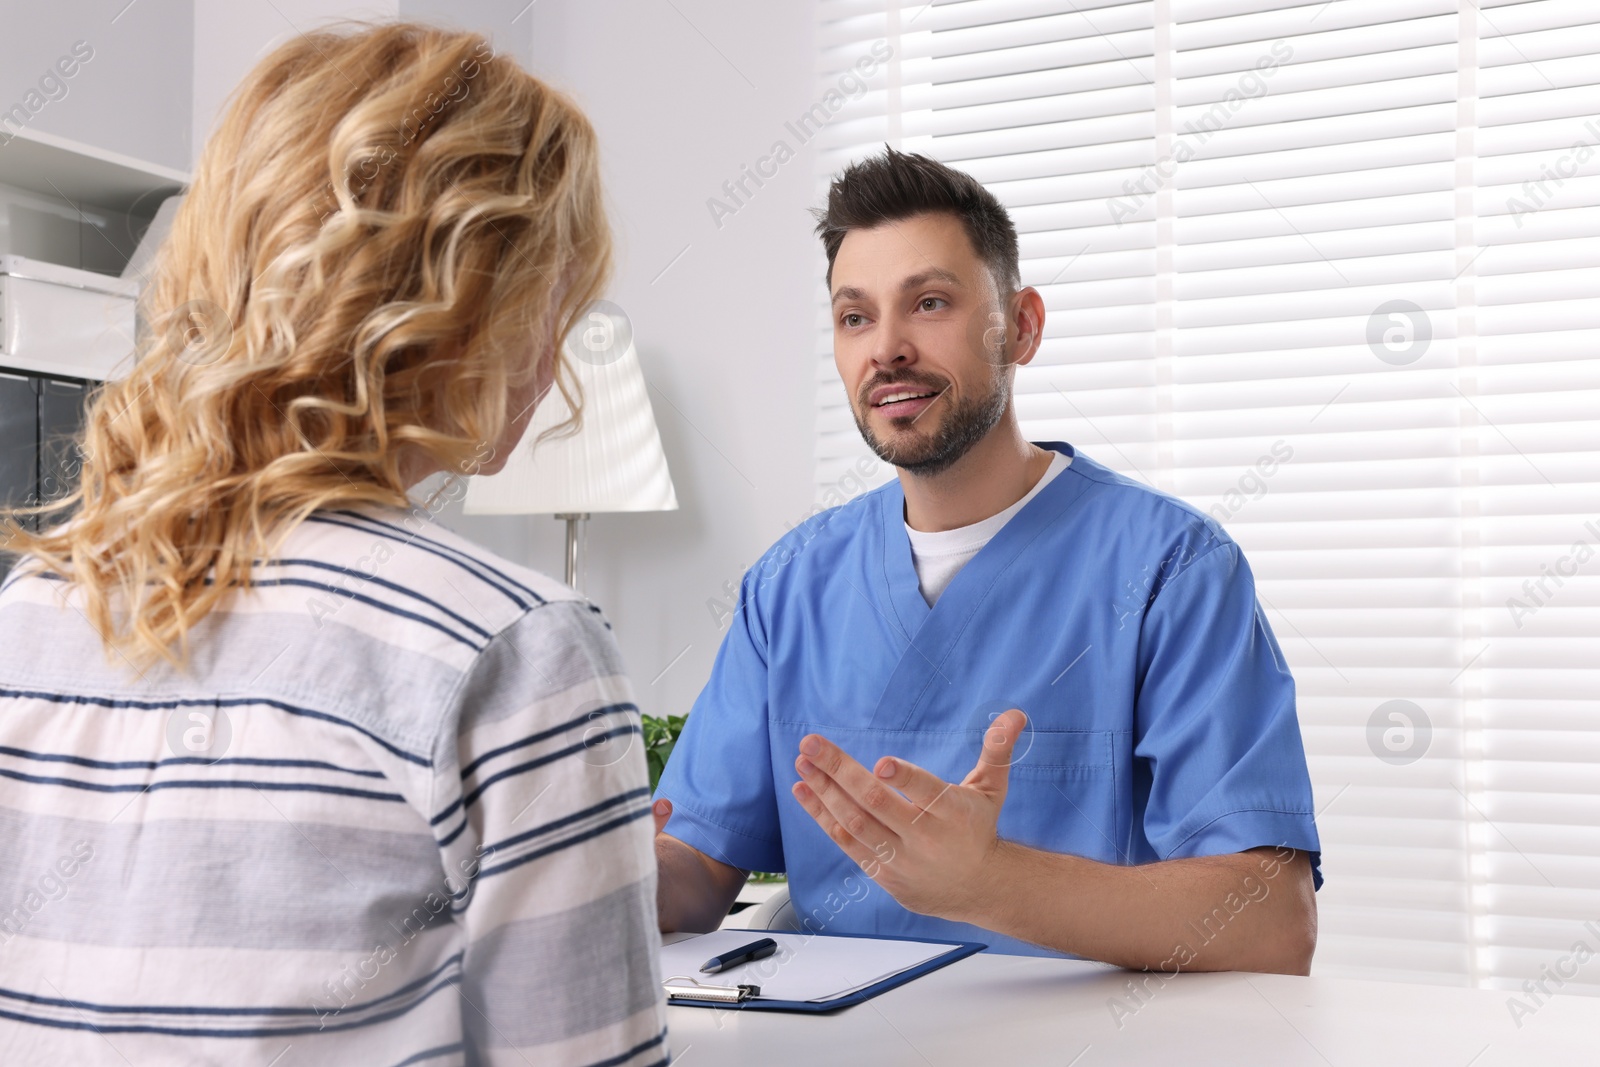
[{"x1": 663, "y1": 975, "x2": 761, "y2": 1004}]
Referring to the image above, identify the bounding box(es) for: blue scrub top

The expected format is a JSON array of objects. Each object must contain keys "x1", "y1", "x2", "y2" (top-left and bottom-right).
[{"x1": 658, "y1": 443, "x2": 1322, "y2": 956}]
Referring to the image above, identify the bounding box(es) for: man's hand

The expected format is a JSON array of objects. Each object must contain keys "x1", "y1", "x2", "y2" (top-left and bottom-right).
[
  {"x1": 791, "y1": 709, "x2": 1026, "y2": 923},
  {"x1": 652, "y1": 797, "x2": 748, "y2": 932}
]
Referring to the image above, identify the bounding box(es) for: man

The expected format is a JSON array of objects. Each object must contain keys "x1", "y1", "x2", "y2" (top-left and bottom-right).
[{"x1": 653, "y1": 148, "x2": 1321, "y2": 973}]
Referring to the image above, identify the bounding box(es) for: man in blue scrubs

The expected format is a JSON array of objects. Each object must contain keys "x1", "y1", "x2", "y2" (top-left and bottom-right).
[{"x1": 653, "y1": 149, "x2": 1321, "y2": 973}]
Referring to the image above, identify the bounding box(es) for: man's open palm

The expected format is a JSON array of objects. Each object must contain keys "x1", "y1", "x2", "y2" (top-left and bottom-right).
[{"x1": 791, "y1": 709, "x2": 1027, "y2": 922}]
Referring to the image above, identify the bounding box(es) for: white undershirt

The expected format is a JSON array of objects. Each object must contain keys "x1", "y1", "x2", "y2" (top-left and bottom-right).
[{"x1": 905, "y1": 451, "x2": 1071, "y2": 607}]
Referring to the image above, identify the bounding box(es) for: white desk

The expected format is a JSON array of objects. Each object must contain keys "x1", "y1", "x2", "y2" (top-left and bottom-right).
[{"x1": 664, "y1": 948, "x2": 1600, "y2": 1065}]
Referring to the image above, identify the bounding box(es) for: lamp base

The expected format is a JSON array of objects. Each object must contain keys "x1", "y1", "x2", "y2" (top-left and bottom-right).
[{"x1": 553, "y1": 513, "x2": 590, "y2": 591}]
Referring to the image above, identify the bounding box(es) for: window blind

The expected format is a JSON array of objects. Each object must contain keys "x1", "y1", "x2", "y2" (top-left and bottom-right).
[{"x1": 813, "y1": 0, "x2": 1600, "y2": 994}]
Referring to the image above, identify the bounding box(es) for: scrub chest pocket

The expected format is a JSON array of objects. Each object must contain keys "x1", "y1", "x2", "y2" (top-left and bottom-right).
[{"x1": 996, "y1": 727, "x2": 1122, "y2": 860}]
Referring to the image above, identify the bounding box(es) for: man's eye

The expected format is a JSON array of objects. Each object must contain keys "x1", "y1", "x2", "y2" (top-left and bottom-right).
[
  {"x1": 842, "y1": 313, "x2": 864, "y2": 328},
  {"x1": 919, "y1": 297, "x2": 947, "y2": 311}
]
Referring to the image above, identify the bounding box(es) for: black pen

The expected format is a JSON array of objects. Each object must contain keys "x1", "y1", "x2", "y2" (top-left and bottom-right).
[{"x1": 699, "y1": 937, "x2": 779, "y2": 974}]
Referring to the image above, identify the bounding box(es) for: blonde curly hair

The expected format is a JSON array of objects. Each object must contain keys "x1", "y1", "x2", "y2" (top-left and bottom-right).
[{"x1": 2, "y1": 22, "x2": 612, "y2": 667}]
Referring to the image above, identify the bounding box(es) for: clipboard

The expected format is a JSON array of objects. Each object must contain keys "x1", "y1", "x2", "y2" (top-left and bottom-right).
[{"x1": 661, "y1": 930, "x2": 984, "y2": 1013}]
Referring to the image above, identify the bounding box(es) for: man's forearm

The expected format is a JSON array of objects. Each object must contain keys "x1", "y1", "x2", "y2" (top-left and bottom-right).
[
  {"x1": 954, "y1": 844, "x2": 1316, "y2": 975},
  {"x1": 655, "y1": 832, "x2": 746, "y2": 933}
]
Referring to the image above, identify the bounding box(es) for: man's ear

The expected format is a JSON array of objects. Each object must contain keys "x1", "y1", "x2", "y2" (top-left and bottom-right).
[{"x1": 1009, "y1": 286, "x2": 1046, "y2": 368}]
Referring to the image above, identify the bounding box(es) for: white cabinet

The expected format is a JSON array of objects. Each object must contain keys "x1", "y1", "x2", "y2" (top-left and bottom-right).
[
  {"x1": 0, "y1": 255, "x2": 137, "y2": 381},
  {"x1": 0, "y1": 126, "x2": 186, "y2": 382}
]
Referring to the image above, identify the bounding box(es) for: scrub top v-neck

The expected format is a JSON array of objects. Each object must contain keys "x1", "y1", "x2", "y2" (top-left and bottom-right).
[{"x1": 903, "y1": 449, "x2": 1070, "y2": 607}]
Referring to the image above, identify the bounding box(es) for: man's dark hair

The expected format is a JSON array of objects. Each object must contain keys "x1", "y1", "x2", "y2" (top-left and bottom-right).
[{"x1": 813, "y1": 146, "x2": 1020, "y2": 296}]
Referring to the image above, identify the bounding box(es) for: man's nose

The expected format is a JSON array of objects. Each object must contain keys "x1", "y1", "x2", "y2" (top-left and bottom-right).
[{"x1": 870, "y1": 317, "x2": 914, "y2": 369}]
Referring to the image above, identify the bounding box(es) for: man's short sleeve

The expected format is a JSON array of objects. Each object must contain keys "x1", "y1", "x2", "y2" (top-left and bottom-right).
[
  {"x1": 1134, "y1": 540, "x2": 1323, "y2": 889},
  {"x1": 655, "y1": 570, "x2": 785, "y2": 874}
]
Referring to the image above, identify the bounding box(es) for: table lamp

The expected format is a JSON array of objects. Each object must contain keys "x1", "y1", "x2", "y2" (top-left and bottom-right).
[{"x1": 463, "y1": 314, "x2": 677, "y2": 591}]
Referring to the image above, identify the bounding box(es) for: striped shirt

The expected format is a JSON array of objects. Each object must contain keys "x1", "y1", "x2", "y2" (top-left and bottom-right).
[{"x1": 0, "y1": 503, "x2": 669, "y2": 1066}]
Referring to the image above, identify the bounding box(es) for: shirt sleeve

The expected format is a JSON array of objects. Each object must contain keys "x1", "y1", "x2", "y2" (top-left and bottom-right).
[
  {"x1": 432, "y1": 600, "x2": 669, "y2": 1067},
  {"x1": 1133, "y1": 540, "x2": 1324, "y2": 889},
  {"x1": 654, "y1": 568, "x2": 785, "y2": 873}
]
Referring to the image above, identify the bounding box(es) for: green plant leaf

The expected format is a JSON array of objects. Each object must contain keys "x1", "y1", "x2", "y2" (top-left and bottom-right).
[{"x1": 641, "y1": 712, "x2": 688, "y2": 794}]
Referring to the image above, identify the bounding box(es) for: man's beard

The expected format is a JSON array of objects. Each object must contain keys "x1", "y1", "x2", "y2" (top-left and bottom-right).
[{"x1": 852, "y1": 368, "x2": 1011, "y2": 477}]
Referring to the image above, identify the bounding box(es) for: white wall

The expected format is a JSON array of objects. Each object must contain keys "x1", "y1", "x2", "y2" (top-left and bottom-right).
[
  {"x1": 193, "y1": 0, "x2": 540, "y2": 148},
  {"x1": 0, "y1": 0, "x2": 192, "y2": 171},
  {"x1": 192, "y1": 0, "x2": 398, "y2": 155},
  {"x1": 397, "y1": 0, "x2": 533, "y2": 69}
]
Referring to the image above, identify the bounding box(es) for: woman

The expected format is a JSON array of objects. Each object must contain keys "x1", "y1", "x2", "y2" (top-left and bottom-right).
[{"x1": 0, "y1": 23, "x2": 667, "y2": 1067}]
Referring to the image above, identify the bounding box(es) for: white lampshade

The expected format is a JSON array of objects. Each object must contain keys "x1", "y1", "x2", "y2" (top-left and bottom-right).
[{"x1": 463, "y1": 339, "x2": 678, "y2": 515}]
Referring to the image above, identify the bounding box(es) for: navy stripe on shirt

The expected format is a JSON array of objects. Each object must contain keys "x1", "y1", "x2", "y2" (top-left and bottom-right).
[
  {"x1": 0, "y1": 763, "x2": 405, "y2": 802},
  {"x1": 332, "y1": 510, "x2": 547, "y2": 607},
  {"x1": 0, "y1": 952, "x2": 463, "y2": 1018},
  {"x1": 476, "y1": 806, "x2": 653, "y2": 883},
  {"x1": 306, "y1": 512, "x2": 541, "y2": 612},
  {"x1": 458, "y1": 703, "x2": 638, "y2": 780},
  {"x1": 444, "y1": 790, "x2": 656, "y2": 908},
  {"x1": 579, "y1": 1028, "x2": 668, "y2": 1067},
  {"x1": 242, "y1": 578, "x2": 483, "y2": 652},
  {"x1": 430, "y1": 723, "x2": 642, "y2": 832},
  {"x1": 387, "y1": 1044, "x2": 466, "y2": 1067},
  {"x1": 0, "y1": 687, "x2": 431, "y2": 767},
  {"x1": 0, "y1": 974, "x2": 460, "y2": 1038},
  {"x1": 268, "y1": 557, "x2": 494, "y2": 641},
  {"x1": 481, "y1": 786, "x2": 653, "y2": 862},
  {"x1": 0, "y1": 744, "x2": 386, "y2": 778},
  {"x1": 0, "y1": 954, "x2": 464, "y2": 1036}
]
